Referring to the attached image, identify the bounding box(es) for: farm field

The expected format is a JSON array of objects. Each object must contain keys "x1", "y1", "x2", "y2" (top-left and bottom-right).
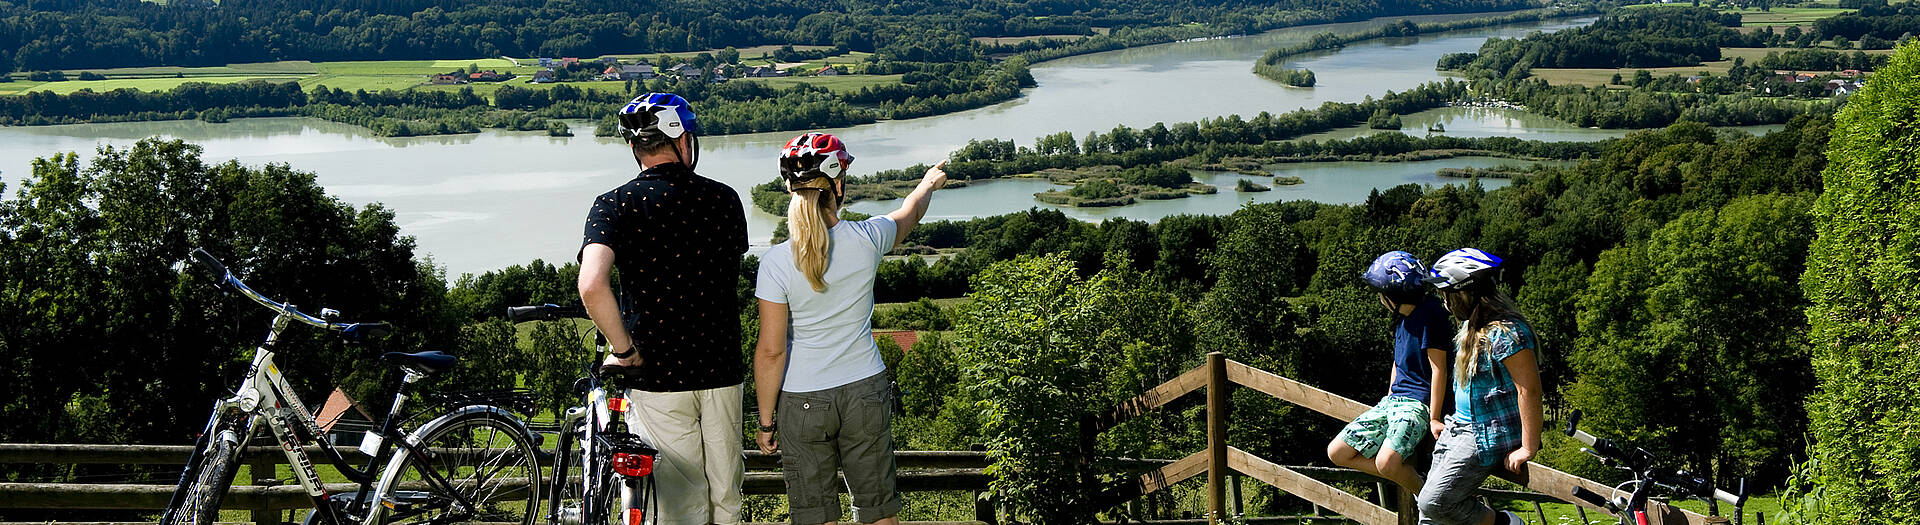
[
  {"x1": 21, "y1": 75, "x2": 304, "y2": 95},
  {"x1": 1529, "y1": 47, "x2": 1895, "y2": 86},
  {"x1": 6, "y1": 53, "x2": 906, "y2": 98},
  {"x1": 973, "y1": 34, "x2": 1091, "y2": 45},
  {"x1": 743, "y1": 74, "x2": 904, "y2": 94}
]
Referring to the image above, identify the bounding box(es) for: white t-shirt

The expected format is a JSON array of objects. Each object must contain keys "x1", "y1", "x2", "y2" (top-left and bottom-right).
[{"x1": 754, "y1": 215, "x2": 896, "y2": 393}]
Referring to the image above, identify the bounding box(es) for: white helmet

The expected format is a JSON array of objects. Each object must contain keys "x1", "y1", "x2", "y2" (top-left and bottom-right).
[{"x1": 1426, "y1": 248, "x2": 1503, "y2": 290}]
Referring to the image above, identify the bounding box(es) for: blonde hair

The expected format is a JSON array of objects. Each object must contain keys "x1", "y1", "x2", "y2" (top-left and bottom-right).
[
  {"x1": 787, "y1": 177, "x2": 838, "y2": 292},
  {"x1": 1452, "y1": 288, "x2": 1525, "y2": 387}
]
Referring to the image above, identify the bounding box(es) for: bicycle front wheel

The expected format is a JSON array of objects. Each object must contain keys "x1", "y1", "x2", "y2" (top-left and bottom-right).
[
  {"x1": 164, "y1": 430, "x2": 240, "y2": 525},
  {"x1": 385, "y1": 412, "x2": 540, "y2": 524}
]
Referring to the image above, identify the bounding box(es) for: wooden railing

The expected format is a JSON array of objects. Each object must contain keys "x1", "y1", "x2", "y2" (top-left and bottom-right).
[
  {"x1": 1082, "y1": 352, "x2": 1731, "y2": 525},
  {"x1": 0, "y1": 444, "x2": 992, "y2": 524}
]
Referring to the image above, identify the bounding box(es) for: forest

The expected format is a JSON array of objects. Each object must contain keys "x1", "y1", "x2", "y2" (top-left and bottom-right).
[{"x1": 0, "y1": 0, "x2": 1534, "y2": 73}]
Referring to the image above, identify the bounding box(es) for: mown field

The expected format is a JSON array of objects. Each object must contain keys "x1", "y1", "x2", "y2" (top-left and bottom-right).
[
  {"x1": 1530, "y1": 47, "x2": 1896, "y2": 86},
  {"x1": 3, "y1": 51, "x2": 905, "y2": 100}
]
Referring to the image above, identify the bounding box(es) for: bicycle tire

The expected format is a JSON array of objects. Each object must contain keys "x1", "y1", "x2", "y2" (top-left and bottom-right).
[
  {"x1": 166, "y1": 431, "x2": 240, "y2": 525},
  {"x1": 383, "y1": 412, "x2": 540, "y2": 524},
  {"x1": 551, "y1": 427, "x2": 623, "y2": 525}
]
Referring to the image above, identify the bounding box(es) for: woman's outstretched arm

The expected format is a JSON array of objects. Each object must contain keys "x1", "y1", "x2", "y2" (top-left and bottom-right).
[{"x1": 885, "y1": 160, "x2": 950, "y2": 248}]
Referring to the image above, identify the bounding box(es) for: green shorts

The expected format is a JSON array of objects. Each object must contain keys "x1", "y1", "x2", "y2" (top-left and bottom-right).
[{"x1": 1335, "y1": 395, "x2": 1431, "y2": 459}]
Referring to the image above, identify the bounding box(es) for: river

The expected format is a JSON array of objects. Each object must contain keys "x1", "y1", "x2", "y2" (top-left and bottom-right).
[{"x1": 1, "y1": 12, "x2": 1687, "y2": 276}]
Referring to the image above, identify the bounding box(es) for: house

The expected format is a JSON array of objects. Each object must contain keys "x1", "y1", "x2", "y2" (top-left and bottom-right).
[
  {"x1": 537, "y1": 57, "x2": 554, "y2": 68},
  {"x1": 1840, "y1": 69, "x2": 1861, "y2": 78},
  {"x1": 560, "y1": 57, "x2": 580, "y2": 67},
  {"x1": 711, "y1": 73, "x2": 729, "y2": 83},
  {"x1": 873, "y1": 330, "x2": 919, "y2": 352},
  {"x1": 1795, "y1": 72, "x2": 1817, "y2": 83},
  {"x1": 428, "y1": 73, "x2": 467, "y2": 85},
  {"x1": 469, "y1": 70, "x2": 508, "y2": 82},
  {"x1": 315, "y1": 388, "x2": 377, "y2": 446},
  {"x1": 602, "y1": 65, "x2": 622, "y2": 81},
  {"x1": 531, "y1": 70, "x2": 556, "y2": 83},
  {"x1": 816, "y1": 65, "x2": 842, "y2": 76},
  {"x1": 621, "y1": 64, "x2": 656, "y2": 80},
  {"x1": 598, "y1": 57, "x2": 620, "y2": 67},
  {"x1": 667, "y1": 63, "x2": 701, "y2": 80}
]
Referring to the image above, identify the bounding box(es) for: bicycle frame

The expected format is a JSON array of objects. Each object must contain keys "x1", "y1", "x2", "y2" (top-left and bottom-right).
[
  {"x1": 192, "y1": 312, "x2": 485, "y2": 525},
  {"x1": 169, "y1": 248, "x2": 512, "y2": 525}
]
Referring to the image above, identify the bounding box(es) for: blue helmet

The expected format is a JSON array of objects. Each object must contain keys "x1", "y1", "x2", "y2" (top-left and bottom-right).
[
  {"x1": 1426, "y1": 248, "x2": 1503, "y2": 290},
  {"x1": 617, "y1": 93, "x2": 701, "y2": 142},
  {"x1": 1361, "y1": 251, "x2": 1429, "y2": 296}
]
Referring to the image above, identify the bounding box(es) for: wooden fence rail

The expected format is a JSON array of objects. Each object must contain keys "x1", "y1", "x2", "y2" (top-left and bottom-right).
[{"x1": 1085, "y1": 352, "x2": 1731, "y2": 525}]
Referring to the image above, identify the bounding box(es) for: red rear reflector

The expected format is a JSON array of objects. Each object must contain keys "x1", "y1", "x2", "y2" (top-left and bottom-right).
[
  {"x1": 626, "y1": 508, "x2": 644, "y2": 525},
  {"x1": 612, "y1": 452, "x2": 654, "y2": 478},
  {"x1": 607, "y1": 397, "x2": 630, "y2": 412}
]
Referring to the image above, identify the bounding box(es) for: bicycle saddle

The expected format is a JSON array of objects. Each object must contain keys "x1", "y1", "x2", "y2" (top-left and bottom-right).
[{"x1": 380, "y1": 351, "x2": 458, "y2": 374}]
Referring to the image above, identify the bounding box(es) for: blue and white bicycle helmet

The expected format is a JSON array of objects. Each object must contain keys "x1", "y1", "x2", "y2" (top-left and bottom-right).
[
  {"x1": 1427, "y1": 248, "x2": 1503, "y2": 290},
  {"x1": 1361, "y1": 251, "x2": 1428, "y2": 297},
  {"x1": 617, "y1": 92, "x2": 701, "y2": 143}
]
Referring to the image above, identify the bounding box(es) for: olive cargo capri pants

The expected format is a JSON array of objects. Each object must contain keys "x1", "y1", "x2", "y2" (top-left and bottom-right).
[{"x1": 777, "y1": 371, "x2": 901, "y2": 525}]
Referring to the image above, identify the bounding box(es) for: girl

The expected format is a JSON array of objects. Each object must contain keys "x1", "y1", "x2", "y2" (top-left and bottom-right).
[
  {"x1": 1416, "y1": 248, "x2": 1544, "y2": 525},
  {"x1": 752, "y1": 132, "x2": 949, "y2": 525}
]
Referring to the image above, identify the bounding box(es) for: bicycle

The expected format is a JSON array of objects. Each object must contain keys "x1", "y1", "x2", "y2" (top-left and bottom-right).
[
  {"x1": 1563, "y1": 409, "x2": 1749, "y2": 525},
  {"x1": 161, "y1": 248, "x2": 544, "y2": 525},
  {"x1": 506, "y1": 303, "x2": 658, "y2": 525}
]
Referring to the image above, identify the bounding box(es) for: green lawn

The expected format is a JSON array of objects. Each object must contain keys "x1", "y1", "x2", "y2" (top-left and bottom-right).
[
  {"x1": 41, "y1": 60, "x2": 319, "y2": 78},
  {"x1": 972, "y1": 34, "x2": 1090, "y2": 45},
  {"x1": 25, "y1": 75, "x2": 304, "y2": 94},
  {"x1": 873, "y1": 297, "x2": 972, "y2": 317}
]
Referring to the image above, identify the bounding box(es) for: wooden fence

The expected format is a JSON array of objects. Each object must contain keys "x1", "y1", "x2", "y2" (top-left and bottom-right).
[{"x1": 1081, "y1": 352, "x2": 1732, "y2": 525}]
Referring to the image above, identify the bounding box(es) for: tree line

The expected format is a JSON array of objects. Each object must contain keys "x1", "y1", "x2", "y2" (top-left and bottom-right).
[{"x1": 1, "y1": 0, "x2": 1533, "y2": 73}]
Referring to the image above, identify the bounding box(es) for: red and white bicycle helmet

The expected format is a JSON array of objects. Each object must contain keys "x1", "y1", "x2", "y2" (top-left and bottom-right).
[{"x1": 779, "y1": 132, "x2": 854, "y2": 185}]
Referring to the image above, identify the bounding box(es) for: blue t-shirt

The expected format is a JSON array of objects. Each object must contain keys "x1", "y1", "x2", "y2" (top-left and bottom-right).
[
  {"x1": 1387, "y1": 296, "x2": 1454, "y2": 401},
  {"x1": 754, "y1": 216, "x2": 897, "y2": 393}
]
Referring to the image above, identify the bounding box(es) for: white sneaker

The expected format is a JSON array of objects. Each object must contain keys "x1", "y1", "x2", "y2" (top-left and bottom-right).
[{"x1": 1500, "y1": 510, "x2": 1526, "y2": 525}]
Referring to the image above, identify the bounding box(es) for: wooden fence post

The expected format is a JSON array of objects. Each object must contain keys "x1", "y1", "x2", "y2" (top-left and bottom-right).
[
  {"x1": 1207, "y1": 352, "x2": 1227, "y2": 525},
  {"x1": 1397, "y1": 485, "x2": 1419, "y2": 525},
  {"x1": 249, "y1": 455, "x2": 276, "y2": 525}
]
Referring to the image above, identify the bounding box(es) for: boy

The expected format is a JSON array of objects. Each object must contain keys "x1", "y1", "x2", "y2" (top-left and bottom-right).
[{"x1": 1326, "y1": 251, "x2": 1454, "y2": 492}]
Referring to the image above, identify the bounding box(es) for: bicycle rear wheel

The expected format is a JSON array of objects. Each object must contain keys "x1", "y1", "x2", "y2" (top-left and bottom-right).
[
  {"x1": 384, "y1": 412, "x2": 540, "y2": 524},
  {"x1": 164, "y1": 430, "x2": 241, "y2": 525}
]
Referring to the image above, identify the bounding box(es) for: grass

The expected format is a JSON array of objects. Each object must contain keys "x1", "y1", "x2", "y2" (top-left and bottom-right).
[
  {"x1": 25, "y1": 75, "x2": 304, "y2": 94},
  {"x1": 1529, "y1": 47, "x2": 1896, "y2": 87},
  {"x1": 972, "y1": 34, "x2": 1091, "y2": 45},
  {"x1": 740, "y1": 74, "x2": 903, "y2": 94},
  {"x1": 874, "y1": 297, "x2": 973, "y2": 317},
  {"x1": 1725, "y1": 7, "x2": 1855, "y2": 26},
  {"x1": 1518, "y1": 495, "x2": 1783, "y2": 524},
  {"x1": 0, "y1": 81, "x2": 45, "y2": 95}
]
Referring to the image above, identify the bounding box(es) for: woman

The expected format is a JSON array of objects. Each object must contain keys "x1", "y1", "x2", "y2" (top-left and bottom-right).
[
  {"x1": 752, "y1": 132, "x2": 948, "y2": 525},
  {"x1": 1416, "y1": 248, "x2": 1543, "y2": 525}
]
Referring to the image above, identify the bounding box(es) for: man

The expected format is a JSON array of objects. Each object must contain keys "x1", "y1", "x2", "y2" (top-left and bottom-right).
[{"x1": 578, "y1": 92, "x2": 748, "y2": 525}]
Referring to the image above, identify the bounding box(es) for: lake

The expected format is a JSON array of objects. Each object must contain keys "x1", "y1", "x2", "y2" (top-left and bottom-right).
[{"x1": 0, "y1": 13, "x2": 1628, "y2": 276}]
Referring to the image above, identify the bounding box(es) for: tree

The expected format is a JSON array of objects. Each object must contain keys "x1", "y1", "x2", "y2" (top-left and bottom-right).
[
  {"x1": 1792, "y1": 41, "x2": 1920, "y2": 523},
  {"x1": 1570, "y1": 194, "x2": 1815, "y2": 486},
  {"x1": 0, "y1": 139, "x2": 453, "y2": 456}
]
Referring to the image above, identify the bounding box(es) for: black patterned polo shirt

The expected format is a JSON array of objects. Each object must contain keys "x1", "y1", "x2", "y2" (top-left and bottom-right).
[{"x1": 580, "y1": 162, "x2": 748, "y2": 392}]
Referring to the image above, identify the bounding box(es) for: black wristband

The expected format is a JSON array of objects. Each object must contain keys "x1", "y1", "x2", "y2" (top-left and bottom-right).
[
  {"x1": 760, "y1": 421, "x2": 777, "y2": 433},
  {"x1": 610, "y1": 344, "x2": 637, "y2": 359}
]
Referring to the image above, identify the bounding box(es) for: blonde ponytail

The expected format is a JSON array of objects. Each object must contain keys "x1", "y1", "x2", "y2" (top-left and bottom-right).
[
  {"x1": 787, "y1": 181, "x2": 836, "y2": 292},
  {"x1": 1453, "y1": 288, "x2": 1524, "y2": 387}
]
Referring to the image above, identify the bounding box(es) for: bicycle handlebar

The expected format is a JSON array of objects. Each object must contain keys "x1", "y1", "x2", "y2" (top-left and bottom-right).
[
  {"x1": 1569, "y1": 486, "x2": 1615, "y2": 511},
  {"x1": 188, "y1": 248, "x2": 391, "y2": 343},
  {"x1": 506, "y1": 303, "x2": 590, "y2": 323}
]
